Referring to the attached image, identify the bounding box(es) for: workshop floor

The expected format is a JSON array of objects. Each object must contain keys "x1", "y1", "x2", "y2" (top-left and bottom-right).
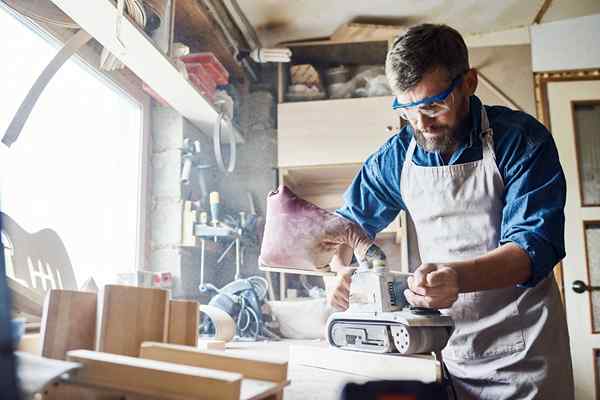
[{"x1": 224, "y1": 339, "x2": 368, "y2": 400}]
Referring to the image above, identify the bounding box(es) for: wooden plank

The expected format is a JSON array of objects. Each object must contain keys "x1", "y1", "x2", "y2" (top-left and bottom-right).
[
  {"x1": 240, "y1": 380, "x2": 283, "y2": 400},
  {"x1": 330, "y1": 22, "x2": 403, "y2": 43},
  {"x1": 66, "y1": 350, "x2": 242, "y2": 400},
  {"x1": 533, "y1": 0, "x2": 553, "y2": 24},
  {"x1": 277, "y1": 96, "x2": 395, "y2": 168},
  {"x1": 197, "y1": 339, "x2": 226, "y2": 350},
  {"x1": 140, "y1": 342, "x2": 288, "y2": 384},
  {"x1": 7, "y1": 276, "x2": 44, "y2": 317},
  {"x1": 45, "y1": 383, "x2": 123, "y2": 400},
  {"x1": 40, "y1": 289, "x2": 97, "y2": 360},
  {"x1": 98, "y1": 285, "x2": 169, "y2": 357},
  {"x1": 290, "y1": 343, "x2": 441, "y2": 383},
  {"x1": 167, "y1": 300, "x2": 199, "y2": 347},
  {"x1": 47, "y1": 380, "x2": 283, "y2": 400}
]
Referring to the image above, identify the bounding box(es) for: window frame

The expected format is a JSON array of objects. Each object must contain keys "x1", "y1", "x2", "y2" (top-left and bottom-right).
[{"x1": 0, "y1": 2, "x2": 152, "y2": 273}]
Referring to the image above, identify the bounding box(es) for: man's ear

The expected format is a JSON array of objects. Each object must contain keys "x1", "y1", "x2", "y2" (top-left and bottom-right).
[{"x1": 463, "y1": 68, "x2": 478, "y2": 96}]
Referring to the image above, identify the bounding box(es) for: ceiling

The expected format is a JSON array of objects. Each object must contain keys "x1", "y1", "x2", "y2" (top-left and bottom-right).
[{"x1": 237, "y1": 0, "x2": 600, "y2": 46}]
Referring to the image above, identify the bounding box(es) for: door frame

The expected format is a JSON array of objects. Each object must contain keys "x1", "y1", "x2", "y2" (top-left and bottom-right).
[{"x1": 533, "y1": 68, "x2": 600, "y2": 300}]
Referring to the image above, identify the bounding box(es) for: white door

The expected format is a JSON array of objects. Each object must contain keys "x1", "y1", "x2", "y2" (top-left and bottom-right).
[{"x1": 548, "y1": 80, "x2": 600, "y2": 399}]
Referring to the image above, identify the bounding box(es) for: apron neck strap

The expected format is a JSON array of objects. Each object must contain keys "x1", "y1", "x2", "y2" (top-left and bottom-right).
[
  {"x1": 405, "y1": 134, "x2": 418, "y2": 165},
  {"x1": 479, "y1": 106, "x2": 496, "y2": 161}
]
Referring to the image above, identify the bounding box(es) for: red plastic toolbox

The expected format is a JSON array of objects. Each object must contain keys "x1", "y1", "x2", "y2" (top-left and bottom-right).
[{"x1": 180, "y1": 52, "x2": 229, "y2": 86}]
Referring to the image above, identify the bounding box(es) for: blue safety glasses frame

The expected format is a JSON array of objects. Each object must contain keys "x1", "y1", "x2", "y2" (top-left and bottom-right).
[{"x1": 391, "y1": 74, "x2": 464, "y2": 119}]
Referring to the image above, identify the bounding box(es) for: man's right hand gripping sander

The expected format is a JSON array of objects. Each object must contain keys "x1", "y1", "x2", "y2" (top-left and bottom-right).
[{"x1": 259, "y1": 185, "x2": 453, "y2": 355}]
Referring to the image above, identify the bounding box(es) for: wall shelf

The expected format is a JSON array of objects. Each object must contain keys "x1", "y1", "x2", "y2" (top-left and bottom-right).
[{"x1": 50, "y1": 0, "x2": 244, "y2": 144}]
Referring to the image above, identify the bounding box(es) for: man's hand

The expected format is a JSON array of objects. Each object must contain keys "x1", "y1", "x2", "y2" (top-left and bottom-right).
[
  {"x1": 404, "y1": 263, "x2": 459, "y2": 309},
  {"x1": 325, "y1": 267, "x2": 355, "y2": 311}
]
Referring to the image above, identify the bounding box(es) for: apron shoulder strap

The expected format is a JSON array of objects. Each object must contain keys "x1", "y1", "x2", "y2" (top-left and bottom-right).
[
  {"x1": 480, "y1": 106, "x2": 497, "y2": 162},
  {"x1": 405, "y1": 136, "x2": 418, "y2": 166}
]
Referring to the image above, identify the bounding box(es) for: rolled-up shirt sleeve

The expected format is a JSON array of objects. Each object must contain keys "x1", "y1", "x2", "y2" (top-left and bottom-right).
[
  {"x1": 336, "y1": 149, "x2": 404, "y2": 239},
  {"x1": 499, "y1": 118, "x2": 567, "y2": 287}
]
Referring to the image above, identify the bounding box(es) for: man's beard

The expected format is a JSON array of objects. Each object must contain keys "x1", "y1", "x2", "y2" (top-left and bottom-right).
[
  {"x1": 414, "y1": 126, "x2": 457, "y2": 154},
  {"x1": 413, "y1": 119, "x2": 468, "y2": 155}
]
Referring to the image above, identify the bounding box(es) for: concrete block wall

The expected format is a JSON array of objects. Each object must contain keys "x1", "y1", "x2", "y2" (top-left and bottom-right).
[
  {"x1": 150, "y1": 104, "x2": 214, "y2": 299},
  {"x1": 149, "y1": 90, "x2": 278, "y2": 300},
  {"x1": 208, "y1": 91, "x2": 277, "y2": 287}
]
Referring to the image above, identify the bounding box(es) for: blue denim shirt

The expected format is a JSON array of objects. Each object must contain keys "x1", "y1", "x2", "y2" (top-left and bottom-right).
[{"x1": 337, "y1": 96, "x2": 566, "y2": 287}]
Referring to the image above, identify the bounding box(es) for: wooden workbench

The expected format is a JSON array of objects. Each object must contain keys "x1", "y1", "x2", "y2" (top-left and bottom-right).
[
  {"x1": 222, "y1": 340, "x2": 441, "y2": 400},
  {"x1": 18, "y1": 334, "x2": 440, "y2": 399}
]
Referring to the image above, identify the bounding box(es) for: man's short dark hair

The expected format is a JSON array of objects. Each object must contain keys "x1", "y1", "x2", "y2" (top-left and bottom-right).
[{"x1": 386, "y1": 24, "x2": 469, "y2": 93}]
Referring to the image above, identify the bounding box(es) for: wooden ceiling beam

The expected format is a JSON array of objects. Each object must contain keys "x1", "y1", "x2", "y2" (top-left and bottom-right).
[{"x1": 533, "y1": 0, "x2": 553, "y2": 24}]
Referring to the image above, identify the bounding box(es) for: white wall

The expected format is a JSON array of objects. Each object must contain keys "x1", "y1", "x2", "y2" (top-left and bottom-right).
[{"x1": 531, "y1": 14, "x2": 600, "y2": 72}]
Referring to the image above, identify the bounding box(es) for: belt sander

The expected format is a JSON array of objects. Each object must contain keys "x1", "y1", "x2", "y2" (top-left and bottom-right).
[{"x1": 259, "y1": 186, "x2": 453, "y2": 355}]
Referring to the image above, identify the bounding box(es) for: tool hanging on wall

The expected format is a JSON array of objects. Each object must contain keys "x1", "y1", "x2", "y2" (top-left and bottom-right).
[
  {"x1": 213, "y1": 110, "x2": 237, "y2": 173},
  {"x1": 217, "y1": 211, "x2": 260, "y2": 281},
  {"x1": 198, "y1": 211, "x2": 209, "y2": 291}
]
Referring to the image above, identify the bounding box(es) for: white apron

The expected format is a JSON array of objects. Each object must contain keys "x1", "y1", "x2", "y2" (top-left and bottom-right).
[{"x1": 400, "y1": 107, "x2": 573, "y2": 399}]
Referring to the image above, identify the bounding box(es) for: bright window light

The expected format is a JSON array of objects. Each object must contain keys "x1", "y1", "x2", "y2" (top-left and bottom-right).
[{"x1": 0, "y1": 6, "x2": 143, "y2": 287}]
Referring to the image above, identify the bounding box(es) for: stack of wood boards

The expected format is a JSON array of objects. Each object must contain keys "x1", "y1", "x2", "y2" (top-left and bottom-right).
[
  {"x1": 59, "y1": 342, "x2": 289, "y2": 400},
  {"x1": 33, "y1": 285, "x2": 288, "y2": 399}
]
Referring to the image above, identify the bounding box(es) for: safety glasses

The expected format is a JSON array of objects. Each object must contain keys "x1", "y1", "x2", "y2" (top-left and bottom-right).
[{"x1": 392, "y1": 75, "x2": 463, "y2": 121}]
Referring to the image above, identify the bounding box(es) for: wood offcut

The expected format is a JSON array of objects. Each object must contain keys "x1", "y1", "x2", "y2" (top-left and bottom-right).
[
  {"x1": 40, "y1": 289, "x2": 97, "y2": 360},
  {"x1": 98, "y1": 285, "x2": 169, "y2": 357},
  {"x1": 168, "y1": 299, "x2": 199, "y2": 347}
]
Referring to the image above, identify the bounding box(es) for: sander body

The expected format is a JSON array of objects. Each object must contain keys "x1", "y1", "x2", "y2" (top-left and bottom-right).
[{"x1": 326, "y1": 264, "x2": 454, "y2": 355}]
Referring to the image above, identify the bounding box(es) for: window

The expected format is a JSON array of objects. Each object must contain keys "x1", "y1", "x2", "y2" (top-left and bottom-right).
[{"x1": 0, "y1": 5, "x2": 145, "y2": 288}]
